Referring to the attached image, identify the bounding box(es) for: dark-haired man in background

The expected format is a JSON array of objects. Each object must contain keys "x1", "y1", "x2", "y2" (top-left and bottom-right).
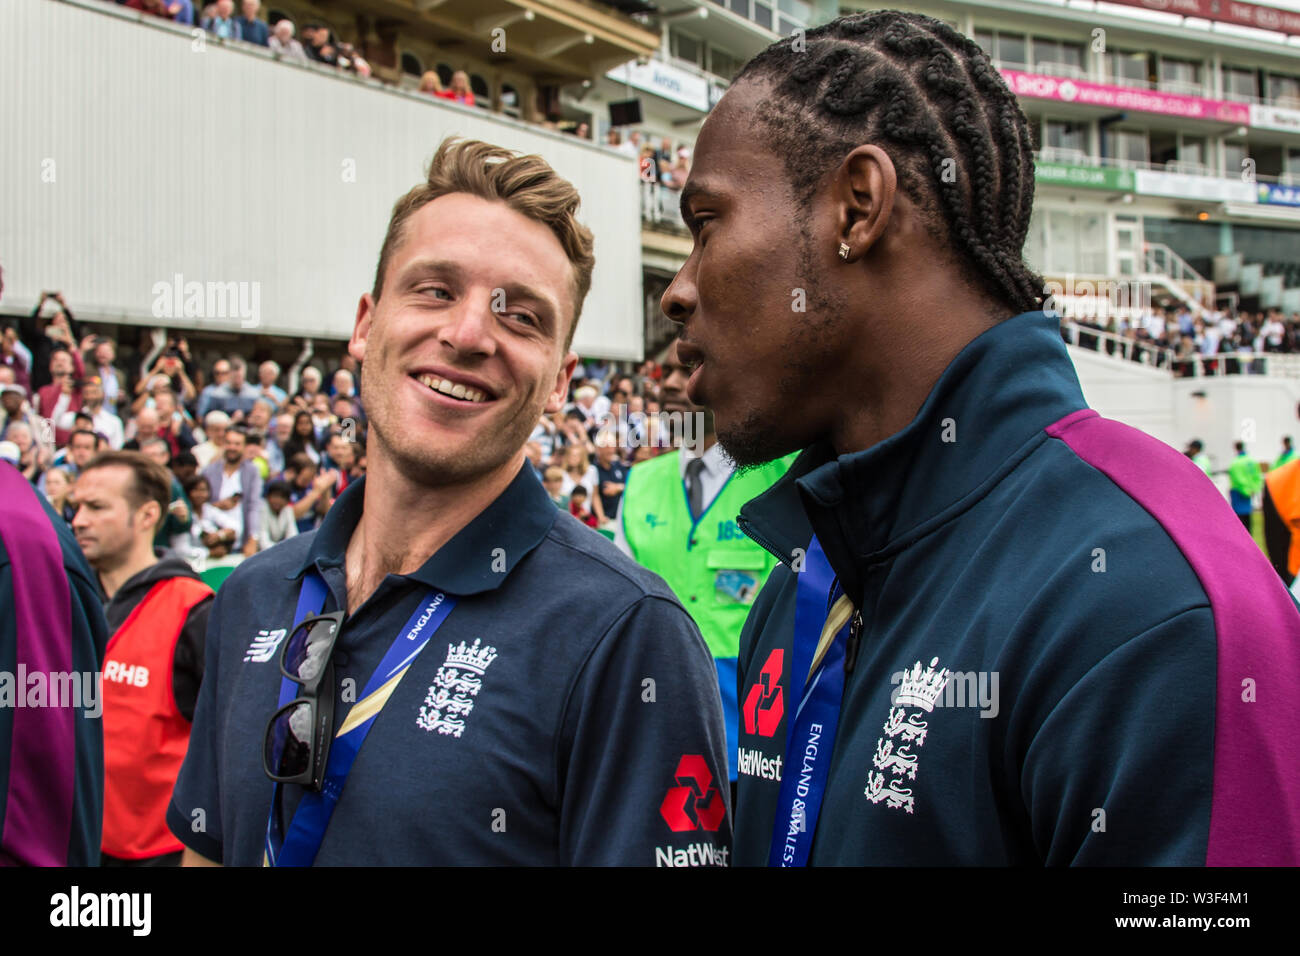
[
  {"x1": 72, "y1": 451, "x2": 212, "y2": 865},
  {"x1": 665, "y1": 10, "x2": 1300, "y2": 865}
]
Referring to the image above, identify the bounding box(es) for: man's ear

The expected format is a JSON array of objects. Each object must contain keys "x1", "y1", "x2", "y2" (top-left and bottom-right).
[
  {"x1": 349, "y1": 293, "x2": 374, "y2": 365},
  {"x1": 547, "y1": 351, "x2": 580, "y2": 414},
  {"x1": 835, "y1": 145, "x2": 899, "y2": 261}
]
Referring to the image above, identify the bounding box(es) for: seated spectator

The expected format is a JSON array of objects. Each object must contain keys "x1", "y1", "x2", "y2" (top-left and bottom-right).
[
  {"x1": 418, "y1": 71, "x2": 444, "y2": 97},
  {"x1": 235, "y1": 0, "x2": 268, "y2": 45},
  {"x1": 284, "y1": 453, "x2": 335, "y2": 533},
  {"x1": 244, "y1": 430, "x2": 271, "y2": 480},
  {"x1": 192, "y1": 410, "x2": 229, "y2": 469},
  {"x1": 257, "y1": 479, "x2": 298, "y2": 550},
  {"x1": 167, "y1": 0, "x2": 196, "y2": 25},
  {"x1": 268, "y1": 18, "x2": 308, "y2": 60},
  {"x1": 568, "y1": 484, "x2": 598, "y2": 528},
  {"x1": 43, "y1": 466, "x2": 76, "y2": 524},
  {"x1": 292, "y1": 364, "x2": 324, "y2": 407},
  {"x1": 124, "y1": 0, "x2": 176, "y2": 20},
  {"x1": 247, "y1": 397, "x2": 275, "y2": 435},
  {"x1": 67, "y1": 375, "x2": 124, "y2": 449},
  {"x1": 195, "y1": 358, "x2": 231, "y2": 420},
  {"x1": 201, "y1": 0, "x2": 242, "y2": 40},
  {"x1": 171, "y1": 450, "x2": 199, "y2": 486},
  {"x1": 302, "y1": 24, "x2": 337, "y2": 65},
  {"x1": 205, "y1": 356, "x2": 262, "y2": 421},
  {"x1": 543, "y1": 466, "x2": 568, "y2": 508},
  {"x1": 256, "y1": 360, "x2": 287, "y2": 406},
  {"x1": 44, "y1": 428, "x2": 98, "y2": 489},
  {"x1": 8, "y1": 421, "x2": 49, "y2": 485},
  {"x1": 439, "y1": 70, "x2": 476, "y2": 107},
  {"x1": 282, "y1": 409, "x2": 321, "y2": 465},
  {"x1": 153, "y1": 388, "x2": 197, "y2": 459},
  {"x1": 133, "y1": 345, "x2": 196, "y2": 407},
  {"x1": 138, "y1": 437, "x2": 195, "y2": 551},
  {"x1": 0, "y1": 382, "x2": 40, "y2": 440},
  {"x1": 182, "y1": 475, "x2": 235, "y2": 559},
  {"x1": 266, "y1": 411, "x2": 293, "y2": 474}
]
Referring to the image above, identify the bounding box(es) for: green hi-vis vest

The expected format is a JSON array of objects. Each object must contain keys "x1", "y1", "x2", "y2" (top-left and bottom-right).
[{"x1": 622, "y1": 449, "x2": 794, "y2": 659}]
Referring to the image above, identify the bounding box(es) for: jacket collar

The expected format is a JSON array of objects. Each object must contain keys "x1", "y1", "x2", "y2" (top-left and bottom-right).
[
  {"x1": 288, "y1": 462, "x2": 558, "y2": 596},
  {"x1": 739, "y1": 311, "x2": 1087, "y2": 601}
]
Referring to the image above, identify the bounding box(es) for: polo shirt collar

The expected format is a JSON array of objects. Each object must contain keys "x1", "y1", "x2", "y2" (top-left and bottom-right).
[
  {"x1": 288, "y1": 462, "x2": 558, "y2": 596},
  {"x1": 739, "y1": 311, "x2": 1087, "y2": 596}
]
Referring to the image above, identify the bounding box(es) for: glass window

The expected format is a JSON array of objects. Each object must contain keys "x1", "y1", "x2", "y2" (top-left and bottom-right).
[
  {"x1": 1159, "y1": 57, "x2": 1201, "y2": 94},
  {"x1": 673, "y1": 32, "x2": 701, "y2": 66},
  {"x1": 436, "y1": 63, "x2": 453, "y2": 87},
  {"x1": 778, "y1": 15, "x2": 801, "y2": 36},
  {"x1": 1268, "y1": 73, "x2": 1300, "y2": 107},
  {"x1": 709, "y1": 46, "x2": 741, "y2": 81},
  {"x1": 1225, "y1": 142, "x2": 1250, "y2": 178},
  {"x1": 1101, "y1": 49, "x2": 1148, "y2": 88},
  {"x1": 754, "y1": 3, "x2": 772, "y2": 30},
  {"x1": 778, "y1": 0, "x2": 812, "y2": 20},
  {"x1": 1105, "y1": 128, "x2": 1149, "y2": 166},
  {"x1": 974, "y1": 29, "x2": 993, "y2": 58},
  {"x1": 1179, "y1": 136, "x2": 1207, "y2": 172},
  {"x1": 996, "y1": 33, "x2": 1027, "y2": 68},
  {"x1": 728, "y1": 0, "x2": 748, "y2": 17},
  {"x1": 1045, "y1": 120, "x2": 1087, "y2": 157},
  {"x1": 1047, "y1": 210, "x2": 1106, "y2": 275},
  {"x1": 1032, "y1": 38, "x2": 1084, "y2": 75},
  {"x1": 1224, "y1": 66, "x2": 1258, "y2": 101},
  {"x1": 400, "y1": 52, "x2": 422, "y2": 77}
]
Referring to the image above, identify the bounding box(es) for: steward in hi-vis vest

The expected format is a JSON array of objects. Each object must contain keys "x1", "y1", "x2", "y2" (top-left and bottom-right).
[
  {"x1": 616, "y1": 342, "x2": 793, "y2": 782},
  {"x1": 72, "y1": 451, "x2": 213, "y2": 865}
]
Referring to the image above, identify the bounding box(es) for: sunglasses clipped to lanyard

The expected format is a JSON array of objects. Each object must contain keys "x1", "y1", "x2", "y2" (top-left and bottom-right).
[{"x1": 263, "y1": 610, "x2": 345, "y2": 792}]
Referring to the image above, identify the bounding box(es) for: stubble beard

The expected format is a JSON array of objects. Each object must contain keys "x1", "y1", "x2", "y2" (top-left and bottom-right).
[{"x1": 717, "y1": 232, "x2": 847, "y2": 471}]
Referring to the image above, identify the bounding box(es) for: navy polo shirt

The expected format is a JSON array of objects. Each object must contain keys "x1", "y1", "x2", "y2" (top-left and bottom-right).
[{"x1": 167, "y1": 464, "x2": 731, "y2": 865}]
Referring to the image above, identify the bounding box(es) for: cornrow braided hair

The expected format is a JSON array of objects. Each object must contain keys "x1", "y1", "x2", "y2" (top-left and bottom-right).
[{"x1": 734, "y1": 10, "x2": 1044, "y2": 314}]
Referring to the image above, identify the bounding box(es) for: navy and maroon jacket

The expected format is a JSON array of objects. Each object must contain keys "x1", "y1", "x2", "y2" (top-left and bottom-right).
[{"x1": 733, "y1": 310, "x2": 1300, "y2": 865}]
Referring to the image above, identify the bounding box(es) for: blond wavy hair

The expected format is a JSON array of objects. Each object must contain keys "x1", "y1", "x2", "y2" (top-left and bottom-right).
[{"x1": 371, "y1": 138, "x2": 596, "y2": 348}]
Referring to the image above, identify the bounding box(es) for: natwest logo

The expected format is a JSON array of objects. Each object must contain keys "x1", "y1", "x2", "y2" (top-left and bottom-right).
[
  {"x1": 742, "y1": 648, "x2": 785, "y2": 737},
  {"x1": 659, "y1": 754, "x2": 726, "y2": 832}
]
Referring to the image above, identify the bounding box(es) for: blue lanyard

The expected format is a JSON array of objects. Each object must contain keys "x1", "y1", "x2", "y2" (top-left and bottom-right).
[
  {"x1": 768, "y1": 535, "x2": 853, "y2": 867},
  {"x1": 264, "y1": 570, "x2": 457, "y2": 866}
]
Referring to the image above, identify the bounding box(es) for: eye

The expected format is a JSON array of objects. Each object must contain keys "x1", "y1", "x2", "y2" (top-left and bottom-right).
[{"x1": 417, "y1": 286, "x2": 452, "y2": 300}]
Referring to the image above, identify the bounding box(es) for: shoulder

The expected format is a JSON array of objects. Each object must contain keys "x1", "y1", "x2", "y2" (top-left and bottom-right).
[
  {"x1": 539, "y1": 510, "x2": 679, "y2": 606},
  {"x1": 217, "y1": 530, "x2": 315, "y2": 600}
]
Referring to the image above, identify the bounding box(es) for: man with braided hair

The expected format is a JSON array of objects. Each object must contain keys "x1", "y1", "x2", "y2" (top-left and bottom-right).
[{"x1": 665, "y1": 10, "x2": 1300, "y2": 865}]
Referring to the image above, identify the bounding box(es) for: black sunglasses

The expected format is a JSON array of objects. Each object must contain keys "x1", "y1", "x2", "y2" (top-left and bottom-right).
[{"x1": 263, "y1": 611, "x2": 344, "y2": 791}]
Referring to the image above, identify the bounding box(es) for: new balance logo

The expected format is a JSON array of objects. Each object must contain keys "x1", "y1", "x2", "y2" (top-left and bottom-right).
[{"x1": 244, "y1": 628, "x2": 287, "y2": 663}]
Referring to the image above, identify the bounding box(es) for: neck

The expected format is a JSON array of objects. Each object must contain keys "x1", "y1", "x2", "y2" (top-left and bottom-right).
[
  {"x1": 224, "y1": 458, "x2": 240, "y2": 473},
  {"x1": 98, "y1": 540, "x2": 158, "y2": 600},
  {"x1": 829, "y1": 289, "x2": 1002, "y2": 456},
  {"x1": 343, "y1": 447, "x2": 523, "y2": 614}
]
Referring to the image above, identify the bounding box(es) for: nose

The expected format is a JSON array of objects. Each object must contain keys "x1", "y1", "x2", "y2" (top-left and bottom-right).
[
  {"x1": 660, "y1": 259, "x2": 697, "y2": 326},
  {"x1": 71, "y1": 505, "x2": 89, "y2": 533},
  {"x1": 439, "y1": 297, "x2": 497, "y2": 359}
]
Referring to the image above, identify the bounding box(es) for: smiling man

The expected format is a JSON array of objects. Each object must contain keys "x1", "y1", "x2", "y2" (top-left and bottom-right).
[
  {"x1": 665, "y1": 11, "x2": 1300, "y2": 865},
  {"x1": 167, "y1": 139, "x2": 729, "y2": 866}
]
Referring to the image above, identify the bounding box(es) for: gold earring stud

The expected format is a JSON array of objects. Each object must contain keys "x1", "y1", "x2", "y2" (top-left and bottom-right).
[{"x1": 838, "y1": 242, "x2": 850, "y2": 260}]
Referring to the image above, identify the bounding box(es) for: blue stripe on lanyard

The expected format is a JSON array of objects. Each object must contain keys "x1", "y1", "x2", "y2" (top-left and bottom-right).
[
  {"x1": 767, "y1": 534, "x2": 851, "y2": 868},
  {"x1": 264, "y1": 570, "x2": 456, "y2": 866}
]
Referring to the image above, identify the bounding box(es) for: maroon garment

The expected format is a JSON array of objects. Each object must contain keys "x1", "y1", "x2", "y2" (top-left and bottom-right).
[{"x1": 34, "y1": 383, "x2": 83, "y2": 448}]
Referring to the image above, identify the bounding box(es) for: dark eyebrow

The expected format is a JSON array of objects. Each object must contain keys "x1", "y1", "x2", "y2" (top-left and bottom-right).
[{"x1": 679, "y1": 181, "x2": 721, "y2": 227}]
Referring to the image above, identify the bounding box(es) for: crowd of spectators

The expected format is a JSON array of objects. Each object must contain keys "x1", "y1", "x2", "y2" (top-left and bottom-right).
[
  {"x1": 1063, "y1": 304, "x2": 1300, "y2": 375},
  {"x1": 1, "y1": 285, "x2": 669, "y2": 569}
]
